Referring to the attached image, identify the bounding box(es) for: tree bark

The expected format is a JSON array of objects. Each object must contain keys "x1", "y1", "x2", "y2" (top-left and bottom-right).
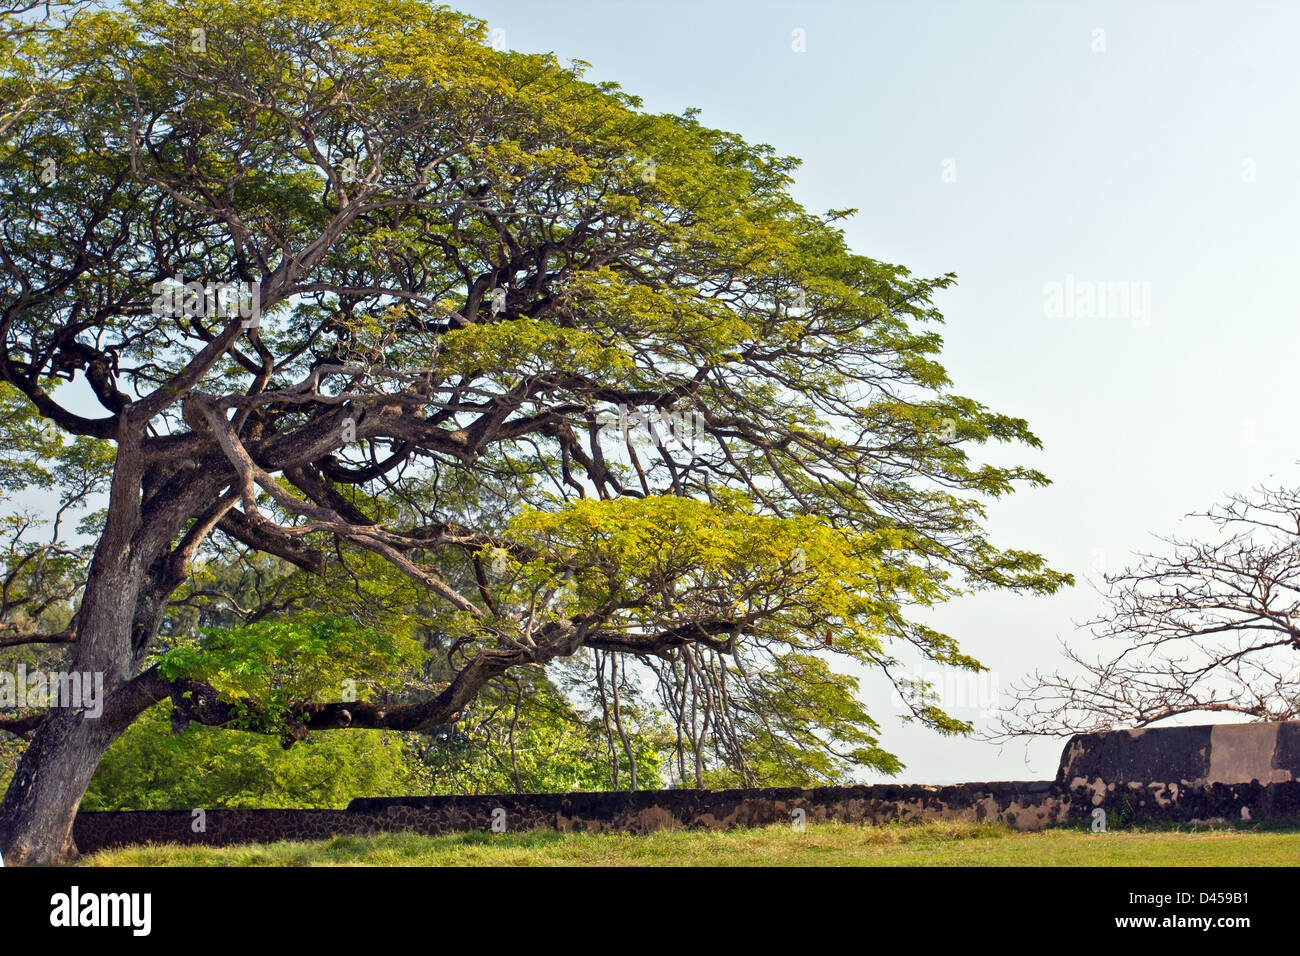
[
  {"x1": 0, "y1": 435, "x2": 165, "y2": 864},
  {"x1": 0, "y1": 707, "x2": 133, "y2": 864}
]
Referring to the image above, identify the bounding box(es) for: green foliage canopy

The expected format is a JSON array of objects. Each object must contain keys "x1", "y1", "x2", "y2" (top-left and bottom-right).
[{"x1": 0, "y1": 0, "x2": 1071, "y2": 800}]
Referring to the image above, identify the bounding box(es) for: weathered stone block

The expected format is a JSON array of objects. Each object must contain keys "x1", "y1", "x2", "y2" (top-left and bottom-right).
[{"x1": 1057, "y1": 720, "x2": 1300, "y2": 789}]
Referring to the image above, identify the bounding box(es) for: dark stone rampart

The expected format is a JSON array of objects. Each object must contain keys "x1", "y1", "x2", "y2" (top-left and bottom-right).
[
  {"x1": 70, "y1": 721, "x2": 1300, "y2": 854},
  {"x1": 1057, "y1": 721, "x2": 1300, "y2": 791}
]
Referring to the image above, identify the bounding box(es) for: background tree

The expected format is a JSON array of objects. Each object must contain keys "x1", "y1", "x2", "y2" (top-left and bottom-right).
[
  {"x1": 0, "y1": 0, "x2": 1067, "y2": 863},
  {"x1": 999, "y1": 485, "x2": 1300, "y2": 737}
]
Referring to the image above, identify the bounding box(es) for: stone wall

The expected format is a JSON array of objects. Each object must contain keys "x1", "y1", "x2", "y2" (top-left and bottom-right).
[
  {"x1": 70, "y1": 721, "x2": 1300, "y2": 854},
  {"x1": 72, "y1": 781, "x2": 1071, "y2": 854},
  {"x1": 1056, "y1": 719, "x2": 1300, "y2": 826},
  {"x1": 1058, "y1": 720, "x2": 1300, "y2": 791}
]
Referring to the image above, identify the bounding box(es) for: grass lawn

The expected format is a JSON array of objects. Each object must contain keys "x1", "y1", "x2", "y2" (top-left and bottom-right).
[{"x1": 76, "y1": 819, "x2": 1300, "y2": 866}]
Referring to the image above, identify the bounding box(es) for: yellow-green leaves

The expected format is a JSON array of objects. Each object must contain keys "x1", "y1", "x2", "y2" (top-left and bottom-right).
[
  {"x1": 505, "y1": 494, "x2": 930, "y2": 661},
  {"x1": 440, "y1": 317, "x2": 633, "y2": 380},
  {"x1": 566, "y1": 268, "x2": 754, "y2": 358}
]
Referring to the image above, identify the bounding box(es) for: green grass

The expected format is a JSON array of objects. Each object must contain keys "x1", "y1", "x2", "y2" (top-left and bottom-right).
[{"x1": 76, "y1": 819, "x2": 1300, "y2": 866}]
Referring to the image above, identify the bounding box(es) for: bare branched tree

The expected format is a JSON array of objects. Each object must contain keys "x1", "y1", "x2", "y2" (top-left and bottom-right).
[{"x1": 997, "y1": 485, "x2": 1300, "y2": 739}]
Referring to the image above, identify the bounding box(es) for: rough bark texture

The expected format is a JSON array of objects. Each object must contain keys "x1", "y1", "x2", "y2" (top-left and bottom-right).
[{"x1": 0, "y1": 710, "x2": 129, "y2": 863}]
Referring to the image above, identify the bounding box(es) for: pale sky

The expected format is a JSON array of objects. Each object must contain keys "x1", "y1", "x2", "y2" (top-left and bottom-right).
[{"x1": 455, "y1": 0, "x2": 1300, "y2": 782}]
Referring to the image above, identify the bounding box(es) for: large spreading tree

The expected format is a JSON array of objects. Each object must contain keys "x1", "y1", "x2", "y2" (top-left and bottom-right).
[{"x1": 0, "y1": 0, "x2": 1068, "y2": 863}]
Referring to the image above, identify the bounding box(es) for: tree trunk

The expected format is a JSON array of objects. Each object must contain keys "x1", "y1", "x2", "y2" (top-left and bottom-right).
[
  {"x1": 0, "y1": 569, "x2": 164, "y2": 864},
  {"x1": 0, "y1": 440, "x2": 155, "y2": 865},
  {"x1": 0, "y1": 707, "x2": 131, "y2": 864}
]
